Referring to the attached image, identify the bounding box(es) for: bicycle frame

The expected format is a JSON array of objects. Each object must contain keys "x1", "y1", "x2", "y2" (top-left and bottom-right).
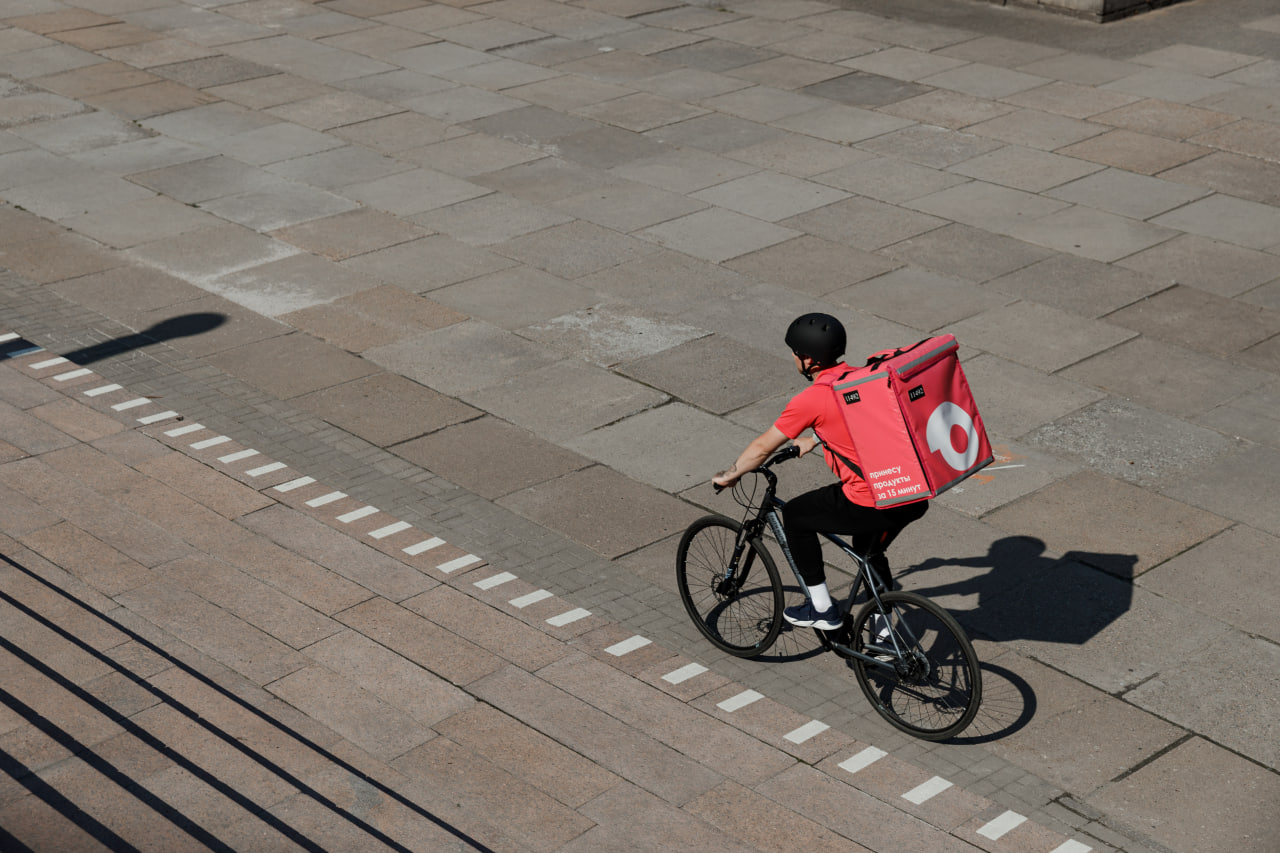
[{"x1": 727, "y1": 450, "x2": 906, "y2": 669}]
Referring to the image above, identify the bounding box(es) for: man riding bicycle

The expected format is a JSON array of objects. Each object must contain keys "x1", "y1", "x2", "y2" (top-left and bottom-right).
[{"x1": 712, "y1": 313, "x2": 928, "y2": 631}]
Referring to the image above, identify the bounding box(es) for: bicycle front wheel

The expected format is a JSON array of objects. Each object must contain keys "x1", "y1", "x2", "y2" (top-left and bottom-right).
[
  {"x1": 676, "y1": 515, "x2": 784, "y2": 658},
  {"x1": 851, "y1": 592, "x2": 981, "y2": 741}
]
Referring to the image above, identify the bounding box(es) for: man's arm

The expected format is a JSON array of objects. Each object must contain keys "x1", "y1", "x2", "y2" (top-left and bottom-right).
[{"x1": 713, "y1": 426, "x2": 819, "y2": 488}]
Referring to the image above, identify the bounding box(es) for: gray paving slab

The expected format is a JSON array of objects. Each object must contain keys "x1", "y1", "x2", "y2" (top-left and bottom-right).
[
  {"x1": 830, "y1": 265, "x2": 1013, "y2": 332},
  {"x1": 5, "y1": 0, "x2": 1280, "y2": 847}
]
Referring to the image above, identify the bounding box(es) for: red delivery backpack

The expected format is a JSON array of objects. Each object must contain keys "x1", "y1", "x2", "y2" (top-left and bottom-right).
[{"x1": 816, "y1": 335, "x2": 992, "y2": 507}]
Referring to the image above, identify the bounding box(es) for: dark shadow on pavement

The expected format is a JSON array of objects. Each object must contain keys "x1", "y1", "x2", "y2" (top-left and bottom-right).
[
  {"x1": 901, "y1": 536, "x2": 1138, "y2": 646},
  {"x1": 947, "y1": 662, "x2": 1036, "y2": 745},
  {"x1": 59, "y1": 313, "x2": 226, "y2": 365}
]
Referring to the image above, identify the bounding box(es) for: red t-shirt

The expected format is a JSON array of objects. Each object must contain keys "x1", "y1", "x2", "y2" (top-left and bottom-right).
[{"x1": 774, "y1": 364, "x2": 874, "y2": 506}]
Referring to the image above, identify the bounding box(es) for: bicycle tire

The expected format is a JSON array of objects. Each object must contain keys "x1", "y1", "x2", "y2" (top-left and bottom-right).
[
  {"x1": 676, "y1": 515, "x2": 784, "y2": 658},
  {"x1": 850, "y1": 591, "x2": 981, "y2": 741}
]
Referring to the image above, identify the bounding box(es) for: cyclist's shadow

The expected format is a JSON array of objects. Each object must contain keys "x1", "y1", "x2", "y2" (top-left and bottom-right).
[{"x1": 900, "y1": 535, "x2": 1138, "y2": 646}]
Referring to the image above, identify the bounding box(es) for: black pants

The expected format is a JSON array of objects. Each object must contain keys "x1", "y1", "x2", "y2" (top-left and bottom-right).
[{"x1": 782, "y1": 483, "x2": 928, "y2": 587}]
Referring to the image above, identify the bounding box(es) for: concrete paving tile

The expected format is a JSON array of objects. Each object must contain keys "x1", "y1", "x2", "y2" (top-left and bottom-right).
[
  {"x1": 1101, "y1": 67, "x2": 1239, "y2": 105},
  {"x1": 443, "y1": 57, "x2": 563, "y2": 90},
  {"x1": 1160, "y1": 442, "x2": 1280, "y2": 537},
  {"x1": 1196, "y1": 83, "x2": 1280, "y2": 124},
  {"x1": 80, "y1": 77, "x2": 217, "y2": 119},
  {"x1": 412, "y1": 193, "x2": 571, "y2": 245},
  {"x1": 572, "y1": 91, "x2": 708, "y2": 132},
  {"x1": 404, "y1": 583, "x2": 569, "y2": 670},
  {"x1": 62, "y1": 196, "x2": 222, "y2": 249},
  {"x1": 198, "y1": 180, "x2": 360, "y2": 232},
  {"x1": 203, "y1": 120, "x2": 346, "y2": 166},
  {"x1": 303, "y1": 629, "x2": 474, "y2": 727},
  {"x1": 271, "y1": 208, "x2": 429, "y2": 261},
  {"x1": 1157, "y1": 150, "x2": 1280, "y2": 206},
  {"x1": 948, "y1": 301, "x2": 1136, "y2": 372},
  {"x1": 393, "y1": 737, "x2": 596, "y2": 852},
  {"x1": 474, "y1": 154, "x2": 621, "y2": 204},
  {"x1": 503, "y1": 72, "x2": 634, "y2": 111},
  {"x1": 840, "y1": 45, "x2": 968, "y2": 82},
  {"x1": 202, "y1": 251, "x2": 381, "y2": 317},
  {"x1": 466, "y1": 102, "x2": 602, "y2": 146},
  {"x1": 1117, "y1": 233, "x2": 1280, "y2": 297},
  {"x1": 1025, "y1": 396, "x2": 1239, "y2": 492},
  {"x1": 118, "y1": 580, "x2": 309, "y2": 684},
  {"x1": 132, "y1": 452, "x2": 274, "y2": 519},
  {"x1": 157, "y1": 553, "x2": 340, "y2": 650},
  {"x1": 498, "y1": 463, "x2": 703, "y2": 557},
  {"x1": 266, "y1": 143, "x2": 414, "y2": 190},
  {"x1": 265, "y1": 665, "x2": 433, "y2": 761},
  {"x1": 330, "y1": 594, "x2": 504, "y2": 686},
  {"x1": 282, "y1": 284, "x2": 466, "y2": 352},
  {"x1": 725, "y1": 235, "x2": 901, "y2": 295},
  {"x1": 239, "y1": 505, "x2": 436, "y2": 603},
  {"x1": 205, "y1": 331, "x2": 379, "y2": 399},
  {"x1": 693, "y1": 171, "x2": 850, "y2": 222},
  {"x1": 1190, "y1": 117, "x2": 1280, "y2": 167},
  {"x1": 639, "y1": 207, "x2": 799, "y2": 263},
  {"x1": 562, "y1": 402, "x2": 755, "y2": 495},
  {"x1": 964, "y1": 108, "x2": 1108, "y2": 151},
  {"x1": 905, "y1": 180, "x2": 1067, "y2": 235},
  {"x1": 399, "y1": 133, "x2": 546, "y2": 178},
  {"x1": 816, "y1": 156, "x2": 971, "y2": 204},
  {"x1": 465, "y1": 358, "x2": 668, "y2": 442},
  {"x1": 492, "y1": 218, "x2": 660, "y2": 277},
  {"x1": 612, "y1": 146, "x2": 759, "y2": 193},
  {"x1": 987, "y1": 254, "x2": 1168, "y2": 318},
  {"x1": 340, "y1": 165, "x2": 493, "y2": 216},
  {"x1": 3, "y1": 169, "x2": 157, "y2": 222},
  {"x1": 0, "y1": 404, "x2": 92, "y2": 460},
  {"x1": 365, "y1": 320, "x2": 560, "y2": 396},
  {"x1": 919, "y1": 63, "x2": 1049, "y2": 100},
  {"x1": 123, "y1": 294, "x2": 291, "y2": 359},
  {"x1": 291, "y1": 372, "x2": 480, "y2": 448},
  {"x1": 1, "y1": 458, "x2": 192, "y2": 566},
  {"x1": 831, "y1": 266, "x2": 1012, "y2": 332},
  {"x1": 392, "y1": 414, "x2": 590, "y2": 499},
  {"x1": 1092, "y1": 97, "x2": 1237, "y2": 141},
  {"x1": 687, "y1": 780, "x2": 873, "y2": 853},
  {"x1": 518, "y1": 303, "x2": 707, "y2": 366},
  {"x1": 855, "y1": 125, "x2": 1001, "y2": 169},
  {"x1": 775, "y1": 104, "x2": 917, "y2": 146},
  {"x1": 617, "y1": 334, "x2": 795, "y2": 416},
  {"x1": 728, "y1": 132, "x2": 874, "y2": 177},
  {"x1": 200, "y1": 535, "x2": 371, "y2": 614},
  {"x1": 341, "y1": 235, "x2": 515, "y2": 293},
  {"x1": 654, "y1": 38, "x2": 776, "y2": 74},
  {"x1": 1064, "y1": 334, "x2": 1270, "y2": 418},
  {"x1": 875, "y1": 89, "x2": 1011, "y2": 132},
  {"x1": 781, "y1": 195, "x2": 947, "y2": 251},
  {"x1": 727, "y1": 55, "x2": 852, "y2": 91},
  {"x1": 937, "y1": 35, "x2": 1065, "y2": 70},
  {"x1": 540, "y1": 653, "x2": 796, "y2": 786},
  {"x1": 1046, "y1": 167, "x2": 1209, "y2": 220},
  {"x1": 128, "y1": 224, "x2": 301, "y2": 285},
  {"x1": 947, "y1": 145, "x2": 1103, "y2": 193},
  {"x1": 646, "y1": 111, "x2": 789, "y2": 153},
  {"x1": 470, "y1": 664, "x2": 724, "y2": 805},
  {"x1": 402, "y1": 83, "x2": 527, "y2": 123},
  {"x1": 1087, "y1": 737, "x2": 1280, "y2": 853},
  {"x1": 9, "y1": 108, "x2": 151, "y2": 155},
  {"x1": 434, "y1": 703, "x2": 616, "y2": 808},
  {"x1": 881, "y1": 223, "x2": 1052, "y2": 283},
  {"x1": 999, "y1": 80, "x2": 1141, "y2": 119},
  {"x1": 549, "y1": 179, "x2": 706, "y2": 232},
  {"x1": 1107, "y1": 284, "x2": 1280, "y2": 356},
  {"x1": 759, "y1": 763, "x2": 974, "y2": 852},
  {"x1": 1059, "y1": 127, "x2": 1216, "y2": 176},
  {"x1": 1130, "y1": 43, "x2": 1261, "y2": 77}
]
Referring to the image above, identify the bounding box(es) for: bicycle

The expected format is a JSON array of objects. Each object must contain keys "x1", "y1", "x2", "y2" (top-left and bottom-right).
[{"x1": 676, "y1": 445, "x2": 982, "y2": 741}]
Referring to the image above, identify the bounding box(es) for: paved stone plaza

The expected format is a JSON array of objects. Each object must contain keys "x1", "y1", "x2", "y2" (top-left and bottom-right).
[{"x1": 0, "y1": 0, "x2": 1278, "y2": 850}]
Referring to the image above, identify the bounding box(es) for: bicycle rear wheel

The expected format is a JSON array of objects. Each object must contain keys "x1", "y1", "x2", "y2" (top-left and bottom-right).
[
  {"x1": 676, "y1": 515, "x2": 784, "y2": 658},
  {"x1": 850, "y1": 591, "x2": 981, "y2": 741}
]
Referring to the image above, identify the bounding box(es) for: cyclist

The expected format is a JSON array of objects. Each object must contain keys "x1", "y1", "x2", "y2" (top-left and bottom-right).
[{"x1": 712, "y1": 313, "x2": 928, "y2": 631}]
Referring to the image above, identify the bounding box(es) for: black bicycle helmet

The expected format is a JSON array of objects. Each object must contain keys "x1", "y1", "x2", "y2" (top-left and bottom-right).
[{"x1": 785, "y1": 313, "x2": 846, "y2": 368}]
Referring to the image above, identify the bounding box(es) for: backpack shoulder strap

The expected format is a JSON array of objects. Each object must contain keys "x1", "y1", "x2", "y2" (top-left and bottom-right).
[{"x1": 816, "y1": 368, "x2": 864, "y2": 480}]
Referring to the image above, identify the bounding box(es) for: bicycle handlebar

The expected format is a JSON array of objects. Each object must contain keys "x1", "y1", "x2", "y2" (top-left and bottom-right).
[{"x1": 712, "y1": 444, "x2": 801, "y2": 493}]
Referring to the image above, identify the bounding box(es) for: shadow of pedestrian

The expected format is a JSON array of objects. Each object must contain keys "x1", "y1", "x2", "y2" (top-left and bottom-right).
[
  {"x1": 58, "y1": 313, "x2": 226, "y2": 365},
  {"x1": 902, "y1": 536, "x2": 1138, "y2": 646}
]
